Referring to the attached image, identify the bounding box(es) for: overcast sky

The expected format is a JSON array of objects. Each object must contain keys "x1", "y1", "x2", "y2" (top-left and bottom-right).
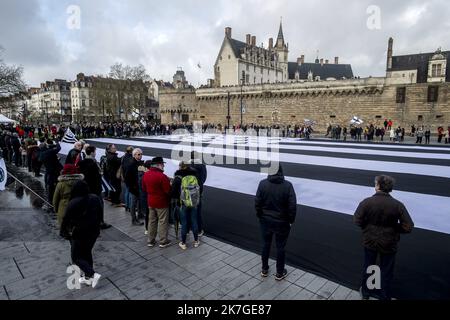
[{"x1": 1, "y1": 0, "x2": 450, "y2": 88}]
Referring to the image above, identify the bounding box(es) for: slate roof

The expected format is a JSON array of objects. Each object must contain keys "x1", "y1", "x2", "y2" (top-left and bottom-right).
[
  {"x1": 288, "y1": 62, "x2": 354, "y2": 80},
  {"x1": 389, "y1": 51, "x2": 450, "y2": 83}
]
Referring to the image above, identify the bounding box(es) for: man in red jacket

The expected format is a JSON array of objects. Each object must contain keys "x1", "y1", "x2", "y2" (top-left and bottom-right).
[{"x1": 142, "y1": 157, "x2": 172, "y2": 248}]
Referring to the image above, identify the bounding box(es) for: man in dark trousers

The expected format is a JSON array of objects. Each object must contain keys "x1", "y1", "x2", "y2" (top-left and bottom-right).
[
  {"x1": 354, "y1": 175, "x2": 414, "y2": 300},
  {"x1": 190, "y1": 151, "x2": 207, "y2": 235},
  {"x1": 255, "y1": 165, "x2": 297, "y2": 281},
  {"x1": 40, "y1": 139, "x2": 63, "y2": 210},
  {"x1": 124, "y1": 148, "x2": 144, "y2": 226},
  {"x1": 105, "y1": 144, "x2": 122, "y2": 206},
  {"x1": 78, "y1": 145, "x2": 111, "y2": 230}
]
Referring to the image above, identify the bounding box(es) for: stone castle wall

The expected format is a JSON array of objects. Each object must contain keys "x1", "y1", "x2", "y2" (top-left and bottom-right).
[{"x1": 160, "y1": 78, "x2": 450, "y2": 132}]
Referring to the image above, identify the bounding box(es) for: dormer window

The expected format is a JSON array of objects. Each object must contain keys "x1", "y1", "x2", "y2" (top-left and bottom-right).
[{"x1": 432, "y1": 64, "x2": 442, "y2": 78}]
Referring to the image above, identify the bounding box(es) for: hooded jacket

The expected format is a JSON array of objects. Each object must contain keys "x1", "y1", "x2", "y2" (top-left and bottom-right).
[
  {"x1": 60, "y1": 181, "x2": 103, "y2": 240},
  {"x1": 53, "y1": 174, "x2": 85, "y2": 226},
  {"x1": 255, "y1": 167, "x2": 297, "y2": 224}
]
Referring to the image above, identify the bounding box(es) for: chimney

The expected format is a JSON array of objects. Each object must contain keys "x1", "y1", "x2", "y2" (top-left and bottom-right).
[
  {"x1": 325, "y1": 59, "x2": 329, "y2": 64},
  {"x1": 334, "y1": 57, "x2": 339, "y2": 65},
  {"x1": 246, "y1": 34, "x2": 251, "y2": 45},
  {"x1": 301, "y1": 55, "x2": 305, "y2": 64},
  {"x1": 387, "y1": 37, "x2": 394, "y2": 70},
  {"x1": 251, "y1": 36, "x2": 256, "y2": 46},
  {"x1": 268, "y1": 38, "x2": 273, "y2": 50},
  {"x1": 297, "y1": 57, "x2": 302, "y2": 65},
  {"x1": 320, "y1": 58, "x2": 324, "y2": 66},
  {"x1": 225, "y1": 27, "x2": 232, "y2": 38}
]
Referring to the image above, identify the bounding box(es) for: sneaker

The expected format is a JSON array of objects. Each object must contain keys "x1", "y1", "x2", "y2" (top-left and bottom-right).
[
  {"x1": 159, "y1": 240, "x2": 173, "y2": 248},
  {"x1": 91, "y1": 273, "x2": 102, "y2": 288},
  {"x1": 193, "y1": 241, "x2": 200, "y2": 248},
  {"x1": 261, "y1": 269, "x2": 269, "y2": 278},
  {"x1": 275, "y1": 269, "x2": 288, "y2": 281},
  {"x1": 79, "y1": 277, "x2": 93, "y2": 286},
  {"x1": 144, "y1": 230, "x2": 149, "y2": 235},
  {"x1": 147, "y1": 240, "x2": 156, "y2": 247},
  {"x1": 199, "y1": 230, "x2": 205, "y2": 237},
  {"x1": 132, "y1": 220, "x2": 144, "y2": 226},
  {"x1": 179, "y1": 242, "x2": 187, "y2": 250},
  {"x1": 359, "y1": 287, "x2": 369, "y2": 300}
]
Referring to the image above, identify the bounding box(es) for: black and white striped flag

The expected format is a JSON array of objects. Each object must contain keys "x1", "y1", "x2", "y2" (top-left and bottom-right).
[
  {"x1": 62, "y1": 128, "x2": 78, "y2": 144},
  {"x1": 58, "y1": 134, "x2": 450, "y2": 299}
]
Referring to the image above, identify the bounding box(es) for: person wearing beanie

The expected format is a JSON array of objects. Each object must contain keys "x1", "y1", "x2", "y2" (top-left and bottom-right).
[{"x1": 53, "y1": 164, "x2": 84, "y2": 227}]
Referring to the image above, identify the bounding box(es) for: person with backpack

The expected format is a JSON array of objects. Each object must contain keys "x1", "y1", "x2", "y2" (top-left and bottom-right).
[
  {"x1": 190, "y1": 151, "x2": 207, "y2": 236},
  {"x1": 172, "y1": 161, "x2": 201, "y2": 250},
  {"x1": 142, "y1": 157, "x2": 172, "y2": 248},
  {"x1": 60, "y1": 180, "x2": 103, "y2": 289}
]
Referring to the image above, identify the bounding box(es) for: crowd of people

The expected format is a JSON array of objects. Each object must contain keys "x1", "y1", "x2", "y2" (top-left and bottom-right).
[{"x1": 0, "y1": 119, "x2": 426, "y2": 300}]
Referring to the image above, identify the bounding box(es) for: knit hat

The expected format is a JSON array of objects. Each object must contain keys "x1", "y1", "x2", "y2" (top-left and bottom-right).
[{"x1": 62, "y1": 164, "x2": 80, "y2": 175}]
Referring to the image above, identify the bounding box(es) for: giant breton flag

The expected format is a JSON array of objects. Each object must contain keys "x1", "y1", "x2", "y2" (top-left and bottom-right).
[
  {"x1": 0, "y1": 158, "x2": 7, "y2": 191},
  {"x1": 58, "y1": 134, "x2": 450, "y2": 299}
]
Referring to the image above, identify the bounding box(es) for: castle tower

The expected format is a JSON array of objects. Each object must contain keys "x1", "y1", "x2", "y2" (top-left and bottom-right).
[{"x1": 274, "y1": 19, "x2": 289, "y2": 82}]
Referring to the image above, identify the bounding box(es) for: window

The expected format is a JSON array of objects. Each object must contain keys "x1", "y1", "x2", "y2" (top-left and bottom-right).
[
  {"x1": 200, "y1": 116, "x2": 205, "y2": 119},
  {"x1": 418, "y1": 115, "x2": 423, "y2": 121},
  {"x1": 246, "y1": 74, "x2": 249, "y2": 84},
  {"x1": 436, "y1": 115, "x2": 443, "y2": 119},
  {"x1": 432, "y1": 64, "x2": 442, "y2": 78},
  {"x1": 291, "y1": 115, "x2": 296, "y2": 118},
  {"x1": 228, "y1": 55, "x2": 231, "y2": 60},
  {"x1": 246, "y1": 65, "x2": 249, "y2": 71},
  {"x1": 375, "y1": 115, "x2": 382, "y2": 119},
  {"x1": 182, "y1": 114, "x2": 189, "y2": 122},
  {"x1": 261, "y1": 67, "x2": 263, "y2": 74},
  {"x1": 330, "y1": 115, "x2": 336, "y2": 119},
  {"x1": 254, "y1": 77, "x2": 256, "y2": 84},
  {"x1": 258, "y1": 116, "x2": 264, "y2": 118},
  {"x1": 396, "y1": 87, "x2": 406, "y2": 103},
  {"x1": 428, "y1": 86, "x2": 439, "y2": 102}
]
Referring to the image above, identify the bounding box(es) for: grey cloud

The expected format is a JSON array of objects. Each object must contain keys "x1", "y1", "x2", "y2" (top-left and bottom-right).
[{"x1": 1, "y1": 0, "x2": 450, "y2": 87}]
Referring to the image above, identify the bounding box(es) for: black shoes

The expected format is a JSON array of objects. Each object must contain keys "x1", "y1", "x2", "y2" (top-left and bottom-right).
[
  {"x1": 100, "y1": 223, "x2": 112, "y2": 230},
  {"x1": 132, "y1": 220, "x2": 144, "y2": 226},
  {"x1": 261, "y1": 269, "x2": 269, "y2": 278},
  {"x1": 275, "y1": 269, "x2": 288, "y2": 281}
]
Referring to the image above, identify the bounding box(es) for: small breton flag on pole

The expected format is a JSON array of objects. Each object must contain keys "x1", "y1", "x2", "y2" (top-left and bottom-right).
[
  {"x1": 0, "y1": 157, "x2": 7, "y2": 191},
  {"x1": 62, "y1": 128, "x2": 78, "y2": 144}
]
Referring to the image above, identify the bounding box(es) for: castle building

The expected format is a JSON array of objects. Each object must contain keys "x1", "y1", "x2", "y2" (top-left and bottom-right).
[{"x1": 214, "y1": 22, "x2": 353, "y2": 87}]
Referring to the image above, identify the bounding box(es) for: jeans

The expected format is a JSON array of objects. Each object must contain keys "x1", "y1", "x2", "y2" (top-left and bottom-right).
[
  {"x1": 129, "y1": 192, "x2": 140, "y2": 223},
  {"x1": 122, "y1": 184, "x2": 130, "y2": 209},
  {"x1": 361, "y1": 248, "x2": 396, "y2": 300},
  {"x1": 259, "y1": 217, "x2": 291, "y2": 275},
  {"x1": 70, "y1": 234, "x2": 98, "y2": 278},
  {"x1": 197, "y1": 198, "x2": 203, "y2": 233},
  {"x1": 180, "y1": 206, "x2": 199, "y2": 244}
]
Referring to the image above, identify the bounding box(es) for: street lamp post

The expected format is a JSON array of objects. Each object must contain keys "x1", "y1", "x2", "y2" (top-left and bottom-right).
[
  {"x1": 240, "y1": 71, "x2": 245, "y2": 127},
  {"x1": 227, "y1": 91, "x2": 230, "y2": 129}
]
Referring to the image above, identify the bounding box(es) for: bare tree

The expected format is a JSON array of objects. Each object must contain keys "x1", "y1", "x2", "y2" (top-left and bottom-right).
[
  {"x1": 0, "y1": 46, "x2": 26, "y2": 96},
  {"x1": 108, "y1": 62, "x2": 150, "y2": 81}
]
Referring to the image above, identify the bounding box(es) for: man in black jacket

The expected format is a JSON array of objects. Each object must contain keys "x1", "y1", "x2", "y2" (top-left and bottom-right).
[
  {"x1": 255, "y1": 165, "x2": 297, "y2": 281},
  {"x1": 78, "y1": 146, "x2": 111, "y2": 230},
  {"x1": 105, "y1": 144, "x2": 122, "y2": 206},
  {"x1": 65, "y1": 141, "x2": 82, "y2": 165},
  {"x1": 354, "y1": 175, "x2": 414, "y2": 300},
  {"x1": 40, "y1": 139, "x2": 63, "y2": 206},
  {"x1": 124, "y1": 148, "x2": 144, "y2": 226}
]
